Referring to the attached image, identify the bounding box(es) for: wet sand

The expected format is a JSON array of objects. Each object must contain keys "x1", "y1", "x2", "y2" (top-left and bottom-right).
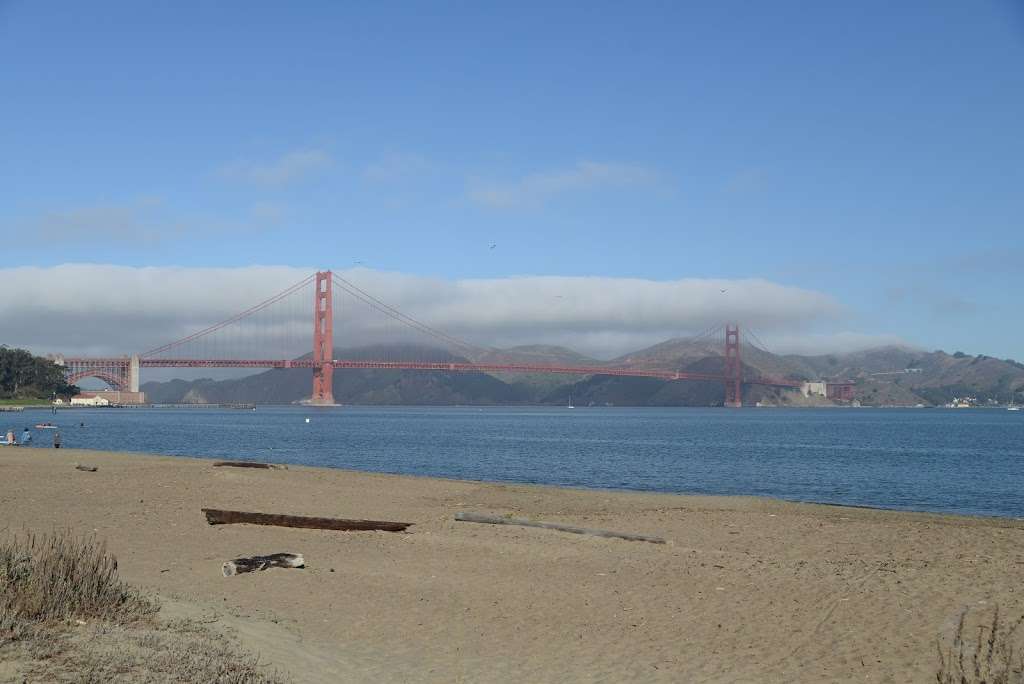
[{"x1": 2, "y1": 447, "x2": 1022, "y2": 682}]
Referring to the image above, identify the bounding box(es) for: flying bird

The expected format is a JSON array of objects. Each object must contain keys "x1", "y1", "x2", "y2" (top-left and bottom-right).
[
  {"x1": 489, "y1": 243, "x2": 497, "y2": 250},
  {"x1": 720, "y1": 289, "x2": 727, "y2": 293}
]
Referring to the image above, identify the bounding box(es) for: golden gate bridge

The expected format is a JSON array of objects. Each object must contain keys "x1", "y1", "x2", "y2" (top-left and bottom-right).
[{"x1": 53, "y1": 270, "x2": 805, "y2": 407}]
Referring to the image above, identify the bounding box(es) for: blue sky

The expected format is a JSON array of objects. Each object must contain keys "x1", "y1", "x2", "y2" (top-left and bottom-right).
[{"x1": 1, "y1": 1, "x2": 1022, "y2": 359}]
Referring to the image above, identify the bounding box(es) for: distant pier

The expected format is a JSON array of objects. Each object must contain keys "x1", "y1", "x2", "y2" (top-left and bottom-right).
[
  {"x1": 131, "y1": 402, "x2": 258, "y2": 410},
  {"x1": 10, "y1": 402, "x2": 257, "y2": 411}
]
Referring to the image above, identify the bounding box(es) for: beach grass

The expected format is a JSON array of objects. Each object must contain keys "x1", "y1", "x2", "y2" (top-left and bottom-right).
[
  {"x1": 0, "y1": 530, "x2": 288, "y2": 683},
  {"x1": 937, "y1": 607, "x2": 1024, "y2": 683},
  {"x1": 0, "y1": 530, "x2": 155, "y2": 628}
]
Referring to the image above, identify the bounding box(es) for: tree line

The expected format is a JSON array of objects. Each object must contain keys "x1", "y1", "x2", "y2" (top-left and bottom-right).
[{"x1": 0, "y1": 346, "x2": 78, "y2": 399}]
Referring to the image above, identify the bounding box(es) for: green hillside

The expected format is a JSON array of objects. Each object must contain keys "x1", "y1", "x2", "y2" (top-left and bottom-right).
[{"x1": 140, "y1": 341, "x2": 1024, "y2": 407}]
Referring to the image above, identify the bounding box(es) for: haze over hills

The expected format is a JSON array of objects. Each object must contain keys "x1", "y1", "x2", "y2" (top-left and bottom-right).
[
  {"x1": 140, "y1": 339, "x2": 1024, "y2": 407},
  {"x1": 473, "y1": 345, "x2": 601, "y2": 367}
]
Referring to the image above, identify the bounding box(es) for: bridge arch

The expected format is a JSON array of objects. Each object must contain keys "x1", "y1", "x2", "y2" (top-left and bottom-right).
[{"x1": 66, "y1": 370, "x2": 128, "y2": 391}]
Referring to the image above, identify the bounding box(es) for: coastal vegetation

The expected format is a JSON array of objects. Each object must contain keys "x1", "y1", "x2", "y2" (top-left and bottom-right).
[
  {"x1": 936, "y1": 607, "x2": 1024, "y2": 684},
  {"x1": 0, "y1": 530, "x2": 286, "y2": 683},
  {"x1": 0, "y1": 398, "x2": 51, "y2": 406},
  {"x1": 0, "y1": 345, "x2": 77, "y2": 401}
]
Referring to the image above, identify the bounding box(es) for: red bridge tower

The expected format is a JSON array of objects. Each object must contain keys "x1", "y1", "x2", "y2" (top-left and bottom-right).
[
  {"x1": 724, "y1": 324, "x2": 742, "y2": 408},
  {"x1": 310, "y1": 270, "x2": 335, "y2": 405}
]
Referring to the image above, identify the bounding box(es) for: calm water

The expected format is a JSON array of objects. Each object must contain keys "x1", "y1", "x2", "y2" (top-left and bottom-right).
[{"x1": 9, "y1": 406, "x2": 1024, "y2": 518}]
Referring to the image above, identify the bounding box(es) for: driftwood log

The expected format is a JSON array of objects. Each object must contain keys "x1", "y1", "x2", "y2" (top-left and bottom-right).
[
  {"x1": 454, "y1": 512, "x2": 666, "y2": 544},
  {"x1": 212, "y1": 461, "x2": 286, "y2": 469},
  {"x1": 222, "y1": 553, "x2": 305, "y2": 577},
  {"x1": 75, "y1": 465, "x2": 97, "y2": 472},
  {"x1": 202, "y1": 508, "x2": 413, "y2": 532}
]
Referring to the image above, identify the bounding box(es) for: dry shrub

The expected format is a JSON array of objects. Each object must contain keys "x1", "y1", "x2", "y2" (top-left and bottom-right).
[
  {"x1": 1, "y1": 530, "x2": 286, "y2": 682},
  {"x1": 0, "y1": 529, "x2": 155, "y2": 630},
  {"x1": 71, "y1": 618, "x2": 287, "y2": 683},
  {"x1": 937, "y1": 607, "x2": 1024, "y2": 683}
]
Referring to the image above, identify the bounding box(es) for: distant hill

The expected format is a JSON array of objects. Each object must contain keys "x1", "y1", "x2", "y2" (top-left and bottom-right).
[
  {"x1": 472, "y1": 344, "x2": 601, "y2": 367},
  {"x1": 610, "y1": 337, "x2": 720, "y2": 370},
  {"x1": 470, "y1": 344, "x2": 605, "y2": 397},
  {"x1": 789, "y1": 346, "x2": 920, "y2": 378},
  {"x1": 842, "y1": 349, "x2": 1024, "y2": 406},
  {"x1": 141, "y1": 341, "x2": 1024, "y2": 407},
  {"x1": 614, "y1": 337, "x2": 823, "y2": 382},
  {"x1": 145, "y1": 344, "x2": 530, "y2": 406}
]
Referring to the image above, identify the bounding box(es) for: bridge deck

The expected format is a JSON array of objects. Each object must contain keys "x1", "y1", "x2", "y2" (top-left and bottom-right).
[
  {"x1": 59, "y1": 357, "x2": 801, "y2": 388},
  {"x1": 130, "y1": 356, "x2": 798, "y2": 387}
]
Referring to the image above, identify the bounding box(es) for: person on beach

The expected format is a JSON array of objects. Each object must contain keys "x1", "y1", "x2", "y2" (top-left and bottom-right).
[
  {"x1": 4, "y1": 429, "x2": 15, "y2": 445},
  {"x1": 20, "y1": 428, "x2": 31, "y2": 445},
  {"x1": 52, "y1": 431, "x2": 61, "y2": 449}
]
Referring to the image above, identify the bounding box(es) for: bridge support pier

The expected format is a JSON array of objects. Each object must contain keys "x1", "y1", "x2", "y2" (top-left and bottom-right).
[
  {"x1": 309, "y1": 270, "x2": 336, "y2": 405},
  {"x1": 129, "y1": 354, "x2": 140, "y2": 393}
]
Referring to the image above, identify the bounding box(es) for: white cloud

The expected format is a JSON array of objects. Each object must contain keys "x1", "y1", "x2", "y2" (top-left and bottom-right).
[
  {"x1": 0, "y1": 265, "x2": 850, "y2": 361},
  {"x1": 469, "y1": 161, "x2": 659, "y2": 208},
  {"x1": 761, "y1": 332, "x2": 914, "y2": 356},
  {"x1": 363, "y1": 153, "x2": 434, "y2": 183},
  {"x1": 3, "y1": 200, "x2": 285, "y2": 247},
  {"x1": 725, "y1": 167, "x2": 770, "y2": 194},
  {"x1": 248, "y1": 201, "x2": 287, "y2": 224},
  {"x1": 14, "y1": 198, "x2": 175, "y2": 245},
  {"x1": 218, "y1": 148, "x2": 332, "y2": 186}
]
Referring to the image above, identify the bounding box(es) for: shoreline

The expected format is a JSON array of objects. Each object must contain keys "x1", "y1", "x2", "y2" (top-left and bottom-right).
[
  {"x1": 11, "y1": 402, "x2": 1022, "y2": 411},
  {"x1": 6, "y1": 443, "x2": 1020, "y2": 522},
  {"x1": 3, "y1": 448, "x2": 1023, "y2": 682}
]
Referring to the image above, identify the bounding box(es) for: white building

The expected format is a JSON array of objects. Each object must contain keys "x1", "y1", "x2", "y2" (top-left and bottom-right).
[
  {"x1": 801, "y1": 382, "x2": 827, "y2": 398},
  {"x1": 70, "y1": 394, "x2": 110, "y2": 407}
]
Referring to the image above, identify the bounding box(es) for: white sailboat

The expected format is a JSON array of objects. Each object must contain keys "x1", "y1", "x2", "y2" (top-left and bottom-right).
[{"x1": 568, "y1": 393, "x2": 575, "y2": 409}]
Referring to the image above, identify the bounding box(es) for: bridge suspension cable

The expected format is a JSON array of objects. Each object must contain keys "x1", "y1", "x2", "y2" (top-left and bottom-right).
[
  {"x1": 331, "y1": 274, "x2": 485, "y2": 356},
  {"x1": 140, "y1": 274, "x2": 315, "y2": 358},
  {"x1": 743, "y1": 327, "x2": 774, "y2": 354},
  {"x1": 686, "y1": 322, "x2": 725, "y2": 349}
]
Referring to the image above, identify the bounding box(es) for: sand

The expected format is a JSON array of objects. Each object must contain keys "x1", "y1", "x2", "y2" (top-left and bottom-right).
[{"x1": 2, "y1": 448, "x2": 1023, "y2": 682}]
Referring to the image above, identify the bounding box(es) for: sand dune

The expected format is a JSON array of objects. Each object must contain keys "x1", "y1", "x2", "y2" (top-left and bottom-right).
[{"x1": 2, "y1": 448, "x2": 1023, "y2": 682}]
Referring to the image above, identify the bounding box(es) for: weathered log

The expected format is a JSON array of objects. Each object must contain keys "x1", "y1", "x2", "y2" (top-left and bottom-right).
[
  {"x1": 75, "y1": 465, "x2": 98, "y2": 472},
  {"x1": 201, "y1": 508, "x2": 413, "y2": 532},
  {"x1": 212, "y1": 461, "x2": 286, "y2": 470},
  {"x1": 222, "y1": 553, "x2": 305, "y2": 577},
  {"x1": 454, "y1": 512, "x2": 666, "y2": 544}
]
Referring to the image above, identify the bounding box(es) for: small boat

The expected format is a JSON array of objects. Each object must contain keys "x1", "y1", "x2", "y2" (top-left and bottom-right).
[
  {"x1": 1009, "y1": 405, "x2": 1021, "y2": 412},
  {"x1": 34, "y1": 423, "x2": 58, "y2": 429},
  {"x1": 568, "y1": 394, "x2": 575, "y2": 409}
]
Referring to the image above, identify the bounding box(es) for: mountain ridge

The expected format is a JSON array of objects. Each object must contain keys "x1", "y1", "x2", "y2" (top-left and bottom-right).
[{"x1": 140, "y1": 340, "x2": 1024, "y2": 407}]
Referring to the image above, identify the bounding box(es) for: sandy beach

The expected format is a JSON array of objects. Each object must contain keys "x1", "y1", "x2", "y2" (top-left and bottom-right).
[{"x1": 2, "y1": 447, "x2": 1023, "y2": 682}]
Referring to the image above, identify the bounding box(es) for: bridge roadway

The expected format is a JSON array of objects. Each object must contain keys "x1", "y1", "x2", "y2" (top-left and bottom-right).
[{"x1": 99, "y1": 357, "x2": 799, "y2": 388}]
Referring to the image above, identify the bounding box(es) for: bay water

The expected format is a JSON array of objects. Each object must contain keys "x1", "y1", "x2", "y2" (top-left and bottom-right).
[{"x1": 9, "y1": 406, "x2": 1024, "y2": 518}]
